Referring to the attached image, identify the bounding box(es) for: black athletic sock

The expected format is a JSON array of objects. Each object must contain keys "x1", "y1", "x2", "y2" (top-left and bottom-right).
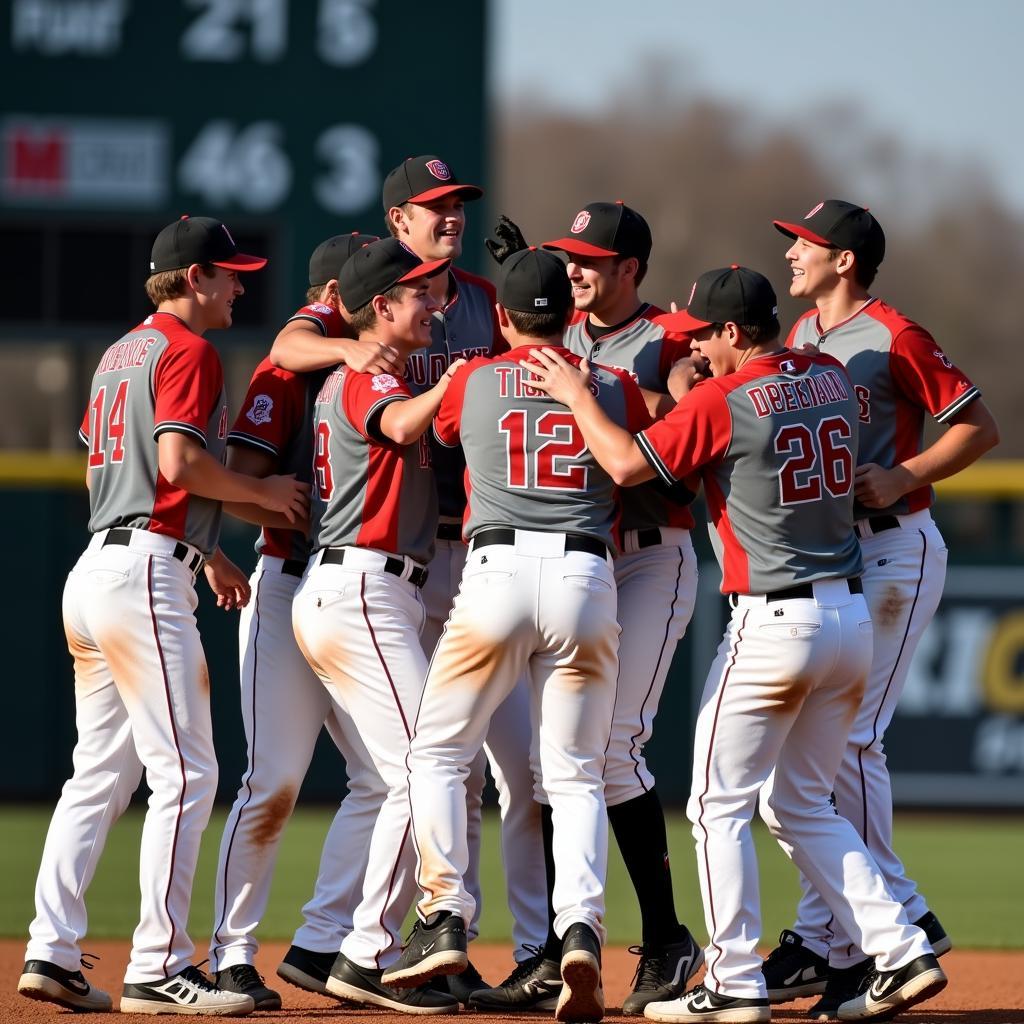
[
  {"x1": 608, "y1": 788, "x2": 685, "y2": 946},
  {"x1": 540, "y1": 803, "x2": 561, "y2": 958}
]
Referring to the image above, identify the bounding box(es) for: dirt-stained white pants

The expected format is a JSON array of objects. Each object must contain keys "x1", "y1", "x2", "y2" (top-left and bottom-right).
[
  {"x1": 209, "y1": 556, "x2": 383, "y2": 970},
  {"x1": 408, "y1": 532, "x2": 619, "y2": 943},
  {"x1": 693, "y1": 579, "x2": 930, "y2": 999},
  {"x1": 27, "y1": 531, "x2": 215, "y2": 983}
]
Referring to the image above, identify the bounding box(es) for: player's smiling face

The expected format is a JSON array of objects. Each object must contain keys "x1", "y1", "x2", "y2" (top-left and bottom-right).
[
  {"x1": 565, "y1": 254, "x2": 628, "y2": 316},
  {"x1": 401, "y1": 194, "x2": 466, "y2": 262},
  {"x1": 690, "y1": 325, "x2": 734, "y2": 378},
  {"x1": 385, "y1": 280, "x2": 440, "y2": 350},
  {"x1": 194, "y1": 266, "x2": 244, "y2": 330},
  {"x1": 785, "y1": 237, "x2": 840, "y2": 300}
]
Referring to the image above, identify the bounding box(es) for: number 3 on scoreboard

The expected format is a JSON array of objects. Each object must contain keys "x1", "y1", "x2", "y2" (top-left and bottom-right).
[{"x1": 498, "y1": 409, "x2": 589, "y2": 491}]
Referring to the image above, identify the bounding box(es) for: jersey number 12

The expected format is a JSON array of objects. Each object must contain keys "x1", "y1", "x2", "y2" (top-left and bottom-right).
[{"x1": 499, "y1": 409, "x2": 589, "y2": 491}]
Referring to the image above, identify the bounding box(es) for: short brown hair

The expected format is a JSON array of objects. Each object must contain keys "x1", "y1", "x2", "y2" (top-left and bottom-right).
[
  {"x1": 384, "y1": 203, "x2": 411, "y2": 239},
  {"x1": 825, "y1": 247, "x2": 877, "y2": 289},
  {"x1": 614, "y1": 254, "x2": 648, "y2": 287},
  {"x1": 348, "y1": 284, "x2": 408, "y2": 334},
  {"x1": 145, "y1": 264, "x2": 215, "y2": 306},
  {"x1": 505, "y1": 307, "x2": 569, "y2": 339}
]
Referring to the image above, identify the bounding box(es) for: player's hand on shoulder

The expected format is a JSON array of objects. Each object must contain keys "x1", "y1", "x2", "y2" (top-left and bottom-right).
[
  {"x1": 345, "y1": 338, "x2": 403, "y2": 375},
  {"x1": 203, "y1": 549, "x2": 252, "y2": 611},
  {"x1": 521, "y1": 349, "x2": 591, "y2": 407},
  {"x1": 854, "y1": 462, "x2": 914, "y2": 509},
  {"x1": 667, "y1": 355, "x2": 710, "y2": 401},
  {"x1": 485, "y1": 214, "x2": 528, "y2": 265},
  {"x1": 259, "y1": 473, "x2": 311, "y2": 524},
  {"x1": 442, "y1": 357, "x2": 467, "y2": 383}
]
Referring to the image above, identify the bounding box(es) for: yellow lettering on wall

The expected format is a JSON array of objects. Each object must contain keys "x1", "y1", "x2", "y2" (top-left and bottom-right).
[{"x1": 982, "y1": 611, "x2": 1024, "y2": 713}]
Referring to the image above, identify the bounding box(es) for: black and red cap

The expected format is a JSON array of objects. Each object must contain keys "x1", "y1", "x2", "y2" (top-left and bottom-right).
[
  {"x1": 308, "y1": 231, "x2": 380, "y2": 287},
  {"x1": 382, "y1": 155, "x2": 484, "y2": 210},
  {"x1": 660, "y1": 265, "x2": 778, "y2": 334},
  {"x1": 498, "y1": 246, "x2": 572, "y2": 318},
  {"x1": 149, "y1": 215, "x2": 267, "y2": 274},
  {"x1": 542, "y1": 200, "x2": 652, "y2": 263},
  {"x1": 773, "y1": 199, "x2": 885, "y2": 269},
  {"x1": 338, "y1": 237, "x2": 448, "y2": 312}
]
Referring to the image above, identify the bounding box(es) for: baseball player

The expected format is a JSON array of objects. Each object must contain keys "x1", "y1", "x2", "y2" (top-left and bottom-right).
[
  {"x1": 380, "y1": 247, "x2": 653, "y2": 1024},
  {"x1": 272, "y1": 155, "x2": 549, "y2": 999},
  {"x1": 525, "y1": 266, "x2": 948, "y2": 1024},
  {"x1": 538, "y1": 201, "x2": 703, "y2": 1015},
  {"x1": 18, "y1": 216, "x2": 308, "y2": 1016},
  {"x1": 206, "y1": 233, "x2": 386, "y2": 1011},
  {"x1": 759, "y1": 200, "x2": 998, "y2": 1016},
  {"x1": 291, "y1": 237, "x2": 463, "y2": 1014}
]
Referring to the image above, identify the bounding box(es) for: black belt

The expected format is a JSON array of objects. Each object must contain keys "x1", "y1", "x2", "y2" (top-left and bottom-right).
[
  {"x1": 471, "y1": 527, "x2": 609, "y2": 560},
  {"x1": 320, "y1": 547, "x2": 429, "y2": 588},
  {"x1": 103, "y1": 527, "x2": 204, "y2": 575},
  {"x1": 281, "y1": 558, "x2": 307, "y2": 578},
  {"x1": 855, "y1": 515, "x2": 901, "y2": 540},
  {"x1": 636, "y1": 528, "x2": 663, "y2": 549},
  {"x1": 436, "y1": 522, "x2": 463, "y2": 541},
  {"x1": 731, "y1": 576, "x2": 863, "y2": 604}
]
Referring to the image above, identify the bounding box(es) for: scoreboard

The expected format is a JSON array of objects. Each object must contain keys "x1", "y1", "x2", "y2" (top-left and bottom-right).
[{"x1": 0, "y1": 0, "x2": 488, "y2": 333}]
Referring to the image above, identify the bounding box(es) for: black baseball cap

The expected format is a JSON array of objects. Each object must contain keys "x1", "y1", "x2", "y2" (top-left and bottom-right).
[
  {"x1": 498, "y1": 247, "x2": 572, "y2": 317},
  {"x1": 660, "y1": 265, "x2": 778, "y2": 334},
  {"x1": 308, "y1": 232, "x2": 380, "y2": 287},
  {"x1": 149, "y1": 215, "x2": 267, "y2": 274},
  {"x1": 382, "y1": 155, "x2": 484, "y2": 210},
  {"x1": 773, "y1": 200, "x2": 886, "y2": 269},
  {"x1": 337, "y1": 237, "x2": 449, "y2": 312},
  {"x1": 543, "y1": 200, "x2": 652, "y2": 263}
]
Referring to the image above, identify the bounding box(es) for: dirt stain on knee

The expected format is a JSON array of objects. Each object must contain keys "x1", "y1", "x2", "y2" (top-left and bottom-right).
[
  {"x1": 875, "y1": 585, "x2": 906, "y2": 630},
  {"x1": 251, "y1": 785, "x2": 297, "y2": 848},
  {"x1": 198, "y1": 662, "x2": 210, "y2": 694}
]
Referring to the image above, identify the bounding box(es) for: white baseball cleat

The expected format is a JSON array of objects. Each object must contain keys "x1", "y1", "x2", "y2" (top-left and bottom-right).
[
  {"x1": 644, "y1": 984, "x2": 770, "y2": 1023},
  {"x1": 120, "y1": 965, "x2": 255, "y2": 1015}
]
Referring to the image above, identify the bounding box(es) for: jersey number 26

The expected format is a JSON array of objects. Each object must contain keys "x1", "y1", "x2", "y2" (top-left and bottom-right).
[{"x1": 774, "y1": 416, "x2": 853, "y2": 506}]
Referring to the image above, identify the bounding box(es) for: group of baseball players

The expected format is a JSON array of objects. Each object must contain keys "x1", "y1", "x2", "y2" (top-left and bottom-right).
[{"x1": 17, "y1": 153, "x2": 998, "y2": 1022}]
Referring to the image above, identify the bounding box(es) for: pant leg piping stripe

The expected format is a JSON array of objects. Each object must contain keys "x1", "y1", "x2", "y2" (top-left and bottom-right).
[{"x1": 360, "y1": 574, "x2": 413, "y2": 741}]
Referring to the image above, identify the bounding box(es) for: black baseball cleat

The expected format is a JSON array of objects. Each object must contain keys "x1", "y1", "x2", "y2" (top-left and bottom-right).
[
  {"x1": 913, "y1": 911, "x2": 952, "y2": 957},
  {"x1": 761, "y1": 929, "x2": 829, "y2": 1002},
  {"x1": 326, "y1": 952, "x2": 459, "y2": 1014},
  {"x1": 18, "y1": 958, "x2": 113, "y2": 1012},
  {"x1": 120, "y1": 964, "x2": 255, "y2": 1015},
  {"x1": 556, "y1": 922, "x2": 604, "y2": 1023},
  {"x1": 805, "y1": 960, "x2": 872, "y2": 1021},
  {"x1": 836, "y1": 953, "x2": 947, "y2": 1020},
  {"x1": 215, "y1": 963, "x2": 282, "y2": 1010},
  {"x1": 381, "y1": 911, "x2": 468, "y2": 988},
  {"x1": 427, "y1": 958, "x2": 490, "y2": 1006},
  {"x1": 276, "y1": 944, "x2": 338, "y2": 996},
  {"x1": 623, "y1": 929, "x2": 705, "y2": 1016},
  {"x1": 643, "y1": 984, "x2": 770, "y2": 1022},
  {"x1": 468, "y1": 945, "x2": 563, "y2": 1012}
]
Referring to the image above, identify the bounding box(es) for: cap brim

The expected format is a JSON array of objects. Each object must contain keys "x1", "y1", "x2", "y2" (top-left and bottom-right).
[
  {"x1": 657, "y1": 309, "x2": 712, "y2": 334},
  {"x1": 397, "y1": 257, "x2": 450, "y2": 285},
  {"x1": 541, "y1": 237, "x2": 619, "y2": 258},
  {"x1": 212, "y1": 253, "x2": 268, "y2": 271},
  {"x1": 772, "y1": 220, "x2": 833, "y2": 248},
  {"x1": 406, "y1": 184, "x2": 484, "y2": 205}
]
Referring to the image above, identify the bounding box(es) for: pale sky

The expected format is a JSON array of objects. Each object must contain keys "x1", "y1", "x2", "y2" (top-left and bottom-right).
[{"x1": 490, "y1": 0, "x2": 1024, "y2": 216}]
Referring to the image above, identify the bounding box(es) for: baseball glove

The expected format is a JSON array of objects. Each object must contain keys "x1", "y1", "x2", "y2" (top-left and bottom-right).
[{"x1": 485, "y1": 215, "x2": 529, "y2": 265}]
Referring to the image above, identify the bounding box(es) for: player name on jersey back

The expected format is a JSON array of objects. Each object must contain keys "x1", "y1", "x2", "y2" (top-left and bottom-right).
[
  {"x1": 435, "y1": 350, "x2": 651, "y2": 554},
  {"x1": 80, "y1": 312, "x2": 227, "y2": 556}
]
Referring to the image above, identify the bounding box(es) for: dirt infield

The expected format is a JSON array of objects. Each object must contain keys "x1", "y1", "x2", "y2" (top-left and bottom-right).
[{"x1": 2, "y1": 940, "x2": 1021, "y2": 1022}]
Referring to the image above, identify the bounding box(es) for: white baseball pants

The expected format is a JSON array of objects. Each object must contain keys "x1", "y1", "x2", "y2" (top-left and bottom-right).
[
  {"x1": 692, "y1": 580, "x2": 929, "y2": 999},
  {"x1": 408, "y1": 532, "x2": 619, "y2": 943},
  {"x1": 27, "y1": 531, "x2": 215, "y2": 983},
  {"x1": 789, "y1": 510, "x2": 948, "y2": 965},
  {"x1": 208, "y1": 556, "x2": 383, "y2": 970},
  {"x1": 292, "y1": 550, "x2": 428, "y2": 969}
]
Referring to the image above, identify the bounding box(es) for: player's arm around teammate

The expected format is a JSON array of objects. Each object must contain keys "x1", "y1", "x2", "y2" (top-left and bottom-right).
[{"x1": 19, "y1": 217, "x2": 301, "y2": 1018}]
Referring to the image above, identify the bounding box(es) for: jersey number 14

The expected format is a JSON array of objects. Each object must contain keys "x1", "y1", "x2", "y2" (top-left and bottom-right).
[{"x1": 87, "y1": 380, "x2": 131, "y2": 468}]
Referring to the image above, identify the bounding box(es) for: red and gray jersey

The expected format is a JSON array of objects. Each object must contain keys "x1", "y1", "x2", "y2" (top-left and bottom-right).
[
  {"x1": 310, "y1": 367, "x2": 437, "y2": 564},
  {"x1": 434, "y1": 347, "x2": 651, "y2": 553},
  {"x1": 788, "y1": 299, "x2": 980, "y2": 516},
  {"x1": 564, "y1": 304, "x2": 696, "y2": 532},
  {"x1": 637, "y1": 351, "x2": 862, "y2": 594},
  {"x1": 404, "y1": 267, "x2": 504, "y2": 518},
  {"x1": 228, "y1": 358, "x2": 325, "y2": 562},
  {"x1": 78, "y1": 311, "x2": 227, "y2": 556},
  {"x1": 285, "y1": 300, "x2": 346, "y2": 338}
]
